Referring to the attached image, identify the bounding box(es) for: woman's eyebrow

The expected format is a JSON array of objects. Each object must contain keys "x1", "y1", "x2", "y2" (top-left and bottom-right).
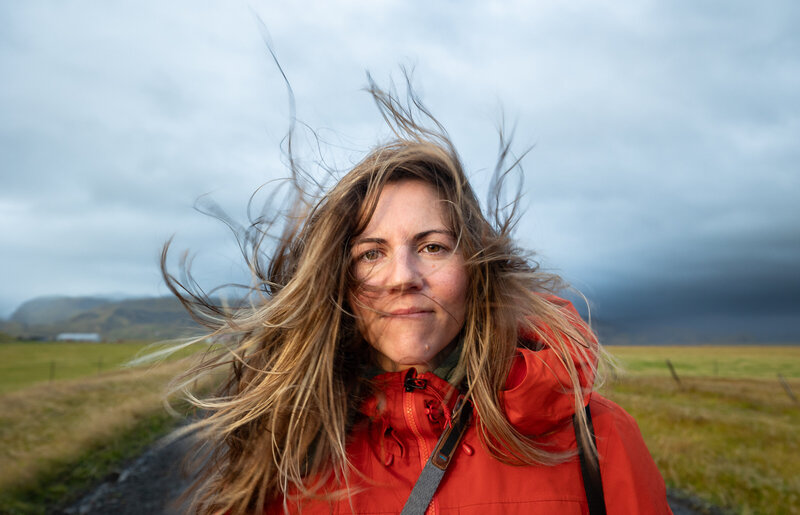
[
  {"x1": 352, "y1": 237, "x2": 386, "y2": 246},
  {"x1": 352, "y1": 229, "x2": 453, "y2": 247},
  {"x1": 413, "y1": 229, "x2": 454, "y2": 241}
]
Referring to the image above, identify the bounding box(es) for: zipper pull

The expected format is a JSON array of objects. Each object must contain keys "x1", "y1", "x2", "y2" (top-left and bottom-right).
[{"x1": 404, "y1": 368, "x2": 428, "y2": 392}]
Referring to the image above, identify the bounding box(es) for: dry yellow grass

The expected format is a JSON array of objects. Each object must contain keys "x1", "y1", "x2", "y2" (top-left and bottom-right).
[
  {"x1": 605, "y1": 345, "x2": 800, "y2": 379},
  {"x1": 601, "y1": 370, "x2": 800, "y2": 514},
  {"x1": 4, "y1": 343, "x2": 797, "y2": 513},
  {"x1": 0, "y1": 360, "x2": 190, "y2": 493}
]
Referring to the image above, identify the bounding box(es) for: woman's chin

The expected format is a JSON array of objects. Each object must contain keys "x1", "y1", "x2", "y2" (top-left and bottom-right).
[
  {"x1": 376, "y1": 351, "x2": 438, "y2": 372},
  {"x1": 371, "y1": 333, "x2": 461, "y2": 372}
]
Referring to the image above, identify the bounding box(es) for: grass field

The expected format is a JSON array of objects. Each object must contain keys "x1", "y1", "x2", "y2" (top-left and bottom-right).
[
  {"x1": 0, "y1": 342, "x2": 798, "y2": 514},
  {"x1": 0, "y1": 341, "x2": 209, "y2": 514},
  {"x1": 0, "y1": 341, "x2": 187, "y2": 394},
  {"x1": 602, "y1": 345, "x2": 800, "y2": 515},
  {"x1": 605, "y1": 344, "x2": 800, "y2": 379}
]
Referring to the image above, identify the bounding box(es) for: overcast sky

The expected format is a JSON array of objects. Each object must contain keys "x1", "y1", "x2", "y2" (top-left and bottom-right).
[{"x1": 1, "y1": 1, "x2": 798, "y2": 338}]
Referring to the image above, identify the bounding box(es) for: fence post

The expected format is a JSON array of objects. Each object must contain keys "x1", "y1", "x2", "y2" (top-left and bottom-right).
[
  {"x1": 97, "y1": 356, "x2": 103, "y2": 375},
  {"x1": 778, "y1": 374, "x2": 799, "y2": 405},
  {"x1": 666, "y1": 359, "x2": 681, "y2": 387}
]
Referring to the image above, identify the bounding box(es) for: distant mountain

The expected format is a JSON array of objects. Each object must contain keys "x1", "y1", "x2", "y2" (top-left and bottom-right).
[
  {"x1": 1, "y1": 296, "x2": 204, "y2": 341},
  {"x1": 10, "y1": 296, "x2": 112, "y2": 325},
  {"x1": 590, "y1": 314, "x2": 800, "y2": 345}
]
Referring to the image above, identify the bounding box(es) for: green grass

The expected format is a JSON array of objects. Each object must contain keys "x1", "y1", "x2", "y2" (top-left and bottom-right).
[
  {"x1": 0, "y1": 408, "x2": 179, "y2": 514},
  {"x1": 605, "y1": 344, "x2": 800, "y2": 379},
  {"x1": 0, "y1": 341, "x2": 197, "y2": 394},
  {"x1": 0, "y1": 339, "x2": 214, "y2": 513},
  {"x1": 0, "y1": 357, "x2": 210, "y2": 515},
  {"x1": 602, "y1": 345, "x2": 800, "y2": 515},
  {"x1": 2, "y1": 343, "x2": 797, "y2": 514}
]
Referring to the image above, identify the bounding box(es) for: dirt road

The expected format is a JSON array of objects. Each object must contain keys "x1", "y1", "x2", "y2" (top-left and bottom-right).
[{"x1": 62, "y1": 428, "x2": 196, "y2": 515}]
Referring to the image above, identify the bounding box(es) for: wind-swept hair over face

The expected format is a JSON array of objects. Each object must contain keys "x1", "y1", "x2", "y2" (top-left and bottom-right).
[{"x1": 162, "y1": 75, "x2": 601, "y2": 515}]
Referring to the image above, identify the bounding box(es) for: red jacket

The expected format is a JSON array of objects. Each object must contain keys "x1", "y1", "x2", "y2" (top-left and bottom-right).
[{"x1": 268, "y1": 343, "x2": 672, "y2": 514}]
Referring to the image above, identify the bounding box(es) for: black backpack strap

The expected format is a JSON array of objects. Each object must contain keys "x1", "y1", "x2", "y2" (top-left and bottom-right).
[{"x1": 574, "y1": 402, "x2": 607, "y2": 515}]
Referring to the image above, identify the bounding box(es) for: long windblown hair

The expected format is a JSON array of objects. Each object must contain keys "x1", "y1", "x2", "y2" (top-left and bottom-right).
[{"x1": 163, "y1": 75, "x2": 601, "y2": 514}]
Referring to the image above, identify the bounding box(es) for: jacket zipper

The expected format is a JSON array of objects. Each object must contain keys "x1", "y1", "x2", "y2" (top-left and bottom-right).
[
  {"x1": 403, "y1": 368, "x2": 438, "y2": 515},
  {"x1": 404, "y1": 370, "x2": 453, "y2": 425}
]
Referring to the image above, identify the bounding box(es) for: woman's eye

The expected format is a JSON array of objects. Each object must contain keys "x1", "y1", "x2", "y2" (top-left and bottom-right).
[
  {"x1": 360, "y1": 249, "x2": 381, "y2": 262},
  {"x1": 422, "y1": 243, "x2": 445, "y2": 254}
]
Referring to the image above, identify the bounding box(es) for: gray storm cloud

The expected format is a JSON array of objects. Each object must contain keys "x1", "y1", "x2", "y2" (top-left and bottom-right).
[{"x1": 1, "y1": 1, "x2": 798, "y2": 339}]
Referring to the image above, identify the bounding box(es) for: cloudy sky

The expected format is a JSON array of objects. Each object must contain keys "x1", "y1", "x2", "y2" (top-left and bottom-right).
[{"x1": 1, "y1": 1, "x2": 798, "y2": 339}]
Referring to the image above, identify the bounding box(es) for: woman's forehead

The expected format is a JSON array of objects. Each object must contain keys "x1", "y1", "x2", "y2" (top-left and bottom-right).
[{"x1": 358, "y1": 180, "x2": 451, "y2": 233}]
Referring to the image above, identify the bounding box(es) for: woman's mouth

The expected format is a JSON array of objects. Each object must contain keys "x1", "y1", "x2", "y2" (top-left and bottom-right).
[{"x1": 386, "y1": 307, "x2": 432, "y2": 317}]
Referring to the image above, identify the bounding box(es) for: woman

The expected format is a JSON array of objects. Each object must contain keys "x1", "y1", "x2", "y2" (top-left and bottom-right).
[{"x1": 164, "y1": 78, "x2": 672, "y2": 514}]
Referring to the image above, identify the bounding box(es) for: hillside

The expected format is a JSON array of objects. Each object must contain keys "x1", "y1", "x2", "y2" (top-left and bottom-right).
[
  {"x1": 9, "y1": 296, "x2": 112, "y2": 325},
  {"x1": 1, "y1": 296, "x2": 203, "y2": 341},
  {"x1": 0, "y1": 331, "x2": 18, "y2": 343}
]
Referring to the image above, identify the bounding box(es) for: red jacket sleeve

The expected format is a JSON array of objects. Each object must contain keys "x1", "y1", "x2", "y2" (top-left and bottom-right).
[{"x1": 591, "y1": 395, "x2": 673, "y2": 514}]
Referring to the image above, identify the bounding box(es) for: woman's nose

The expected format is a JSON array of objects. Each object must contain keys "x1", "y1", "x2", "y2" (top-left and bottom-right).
[{"x1": 386, "y1": 247, "x2": 423, "y2": 293}]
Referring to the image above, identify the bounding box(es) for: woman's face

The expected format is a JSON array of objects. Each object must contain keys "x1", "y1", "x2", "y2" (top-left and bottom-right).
[{"x1": 350, "y1": 180, "x2": 468, "y2": 372}]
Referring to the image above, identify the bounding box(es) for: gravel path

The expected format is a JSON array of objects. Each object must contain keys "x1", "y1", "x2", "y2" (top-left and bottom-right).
[
  {"x1": 61, "y1": 427, "x2": 198, "y2": 515},
  {"x1": 62, "y1": 426, "x2": 720, "y2": 515}
]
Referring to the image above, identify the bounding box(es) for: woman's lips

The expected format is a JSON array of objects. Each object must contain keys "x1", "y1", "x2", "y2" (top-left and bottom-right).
[{"x1": 386, "y1": 307, "x2": 433, "y2": 317}]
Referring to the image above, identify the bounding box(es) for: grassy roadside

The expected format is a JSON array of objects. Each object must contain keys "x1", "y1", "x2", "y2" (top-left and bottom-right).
[
  {"x1": 0, "y1": 341, "x2": 195, "y2": 394},
  {"x1": 1, "y1": 407, "x2": 179, "y2": 514},
  {"x1": 602, "y1": 345, "x2": 800, "y2": 515},
  {"x1": 0, "y1": 358, "x2": 207, "y2": 514}
]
